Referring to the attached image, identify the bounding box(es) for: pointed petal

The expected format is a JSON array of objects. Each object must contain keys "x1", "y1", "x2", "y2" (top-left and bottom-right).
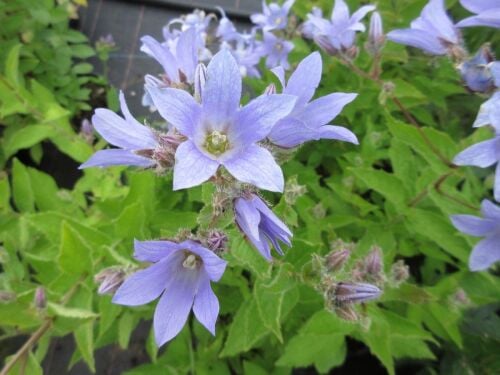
[
  {"x1": 296, "y1": 92, "x2": 357, "y2": 127},
  {"x1": 495, "y1": 162, "x2": 500, "y2": 202},
  {"x1": 235, "y1": 197, "x2": 262, "y2": 242},
  {"x1": 112, "y1": 252, "x2": 182, "y2": 306},
  {"x1": 153, "y1": 270, "x2": 199, "y2": 346},
  {"x1": 269, "y1": 117, "x2": 314, "y2": 147},
  {"x1": 79, "y1": 149, "x2": 154, "y2": 169},
  {"x1": 387, "y1": 29, "x2": 446, "y2": 55},
  {"x1": 351, "y1": 5, "x2": 376, "y2": 23},
  {"x1": 284, "y1": 52, "x2": 322, "y2": 106},
  {"x1": 469, "y1": 233, "x2": 500, "y2": 271},
  {"x1": 147, "y1": 87, "x2": 201, "y2": 138},
  {"x1": 453, "y1": 138, "x2": 500, "y2": 168},
  {"x1": 459, "y1": 0, "x2": 498, "y2": 13},
  {"x1": 193, "y1": 274, "x2": 219, "y2": 335},
  {"x1": 271, "y1": 66, "x2": 286, "y2": 89},
  {"x1": 316, "y1": 125, "x2": 359, "y2": 144},
  {"x1": 202, "y1": 50, "x2": 242, "y2": 127},
  {"x1": 140, "y1": 35, "x2": 179, "y2": 82},
  {"x1": 481, "y1": 199, "x2": 500, "y2": 220},
  {"x1": 173, "y1": 141, "x2": 219, "y2": 190},
  {"x1": 134, "y1": 239, "x2": 183, "y2": 262},
  {"x1": 232, "y1": 94, "x2": 297, "y2": 145},
  {"x1": 182, "y1": 240, "x2": 227, "y2": 281},
  {"x1": 223, "y1": 145, "x2": 284, "y2": 192},
  {"x1": 450, "y1": 214, "x2": 497, "y2": 236},
  {"x1": 176, "y1": 28, "x2": 198, "y2": 83},
  {"x1": 456, "y1": 12, "x2": 500, "y2": 28},
  {"x1": 92, "y1": 109, "x2": 157, "y2": 150},
  {"x1": 331, "y1": 0, "x2": 350, "y2": 24}
]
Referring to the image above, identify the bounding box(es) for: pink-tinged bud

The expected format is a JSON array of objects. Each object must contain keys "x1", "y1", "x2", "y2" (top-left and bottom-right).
[
  {"x1": 335, "y1": 304, "x2": 359, "y2": 321},
  {"x1": 194, "y1": 63, "x2": 207, "y2": 103},
  {"x1": 206, "y1": 230, "x2": 228, "y2": 254},
  {"x1": 95, "y1": 267, "x2": 126, "y2": 295},
  {"x1": 326, "y1": 249, "x2": 350, "y2": 272},
  {"x1": 390, "y1": 260, "x2": 409, "y2": 285},
  {"x1": 367, "y1": 11, "x2": 384, "y2": 54},
  {"x1": 264, "y1": 83, "x2": 276, "y2": 95},
  {"x1": 0, "y1": 290, "x2": 15, "y2": 303},
  {"x1": 80, "y1": 118, "x2": 94, "y2": 143},
  {"x1": 364, "y1": 246, "x2": 383, "y2": 276},
  {"x1": 34, "y1": 287, "x2": 46, "y2": 309},
  {"x1": 333, "y1": 282, "x2": 382, "y2": 304}
]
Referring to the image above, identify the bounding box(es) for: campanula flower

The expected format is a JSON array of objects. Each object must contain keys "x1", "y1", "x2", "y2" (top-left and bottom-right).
[
  {"x1": 216, "y1": 7, "x2": 240, "y2": 42},
  {"x1": 80, "y1": 92, "x2": 159, "y2": 169},
  {"x1": 268, "y1": 52, "x2": 358, "y2": 148},
  {"x1": 141, "y1": 27, "x2": 199, "y2": 85},
  {"x1": 333, "y1": 282, "x2": 382, "y2": 304},
  {"x1": 456, "y1": 0, "x2": 500, "y2": 29},
  {"x1": 458, "y1": 45, "x2": 497, "y2": 93},
  {"x1": 113, "y1": 239, "x2": 227, "y2": 346},
  {"x1": 234, "y1": 193, "x2": 292, "y2": 260},
  {"x1": 251, "y1": 0, "x2": 295, "y2": 31},
  {"x1": 147, "y1": 50, "x2": 297, "y2": 192},
  {"x1": 259, "y1": 31, "x2": 294, "y2": 69},
  {"x1": 451, "y1": 200, "x2": 500, "y2": 271},
  {"x1": 454, "y1": 100, "x2": 500, "y2": 200},
  {"x1": 301, "y1": 7, "x2": 327, "y2": 39},
  {"x1": 308, "y1": 0, "x2": 375, "y2": 55},
  {"x1": 387, "y1": 0, "x2": 461, "y2": 55}
]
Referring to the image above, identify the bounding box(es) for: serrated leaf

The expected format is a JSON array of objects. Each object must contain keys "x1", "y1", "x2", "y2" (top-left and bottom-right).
[
  {"x1": 58, "y1": 221, "x2": 92, "y2": 275},
  {"x1": 74, "y1": 321, "x2": 96, "y2": 372},
  {"x1": 3, "y1": 125, "x2": 54, "y2": 158}
]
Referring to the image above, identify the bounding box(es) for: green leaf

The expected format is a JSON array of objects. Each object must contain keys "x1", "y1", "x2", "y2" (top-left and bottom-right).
[
  {"x1": 71, "y1": 44, "x2": 95, "y2": 58},
  {"x1": 11, "y1": 158, "x2": 35, "y2": 212},
  {"x1": 5, "y1": 44, "x2": 22, "y2": 86},
  {"x1": 351, "y1": 167, "x2": 408, "y2": 207},
  {"x1": 58, "y1": 221, "x2": 93, "y2": 275},
  {"x1": 74, "y1": 321, "x2": 96, "y2": 372},
  {"x1": 7, "y1": 352, "x2": 43, "y2": 375},
  {"x1": 0, "y1": 171, "x2": 11, "y2": 211},
  {"x1": 3, "y1": 125, "x2": 54, "y2": 158},
  {"x1": 118, "y1": 312, "x2": 136, "y2": 349}
]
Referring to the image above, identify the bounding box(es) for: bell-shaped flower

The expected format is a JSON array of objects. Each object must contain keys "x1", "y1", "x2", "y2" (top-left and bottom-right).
[
  {"x1": 458, "y1": 45, "x2": 497, "y2": 93},
  {"x1": 113, "y1": 239, "x2": 227, "y2": 346},
  {"x1": 141, "y1": 27, "x2": 199, "y2": 85},
  {"x1": 454, "y1": 100, "x2": 500, "y2": 200},
  {"x1": 216, "y1": 7, "x2": 240, "y2": 42},
  {"x1": 80, "y1": 92, "x2": 159, "y2": 169},
  {"x1": 387, "y1": 0, "x2": 461, "y2": 55},
  {"x1": 451, "y1": 200, "x2": 500, "y2": 271},
  {"x1": 308, "y1": 0, "x2": 375, "y2": 54},
  {"x1": 234, "y1": 193, "x2": 292, "y2": 260},
  {"x1": 251, "y1": 0, "x2": 295, "y2": 31},
  {"x1": 301, "y1": 7, "x2": 328, "y2": 39},
  {"x1": 456, "y1": 0, "x2": 500, "y2": 29},
  {"x1": 259, "y1": 32, "x2": 294, "y2": 69},
  {"x1": 268, "y1": 52, "x2": 358, "y2": 148},
  {"x1": 147, "y1": 49, "x2": 297, "y2": 192}
]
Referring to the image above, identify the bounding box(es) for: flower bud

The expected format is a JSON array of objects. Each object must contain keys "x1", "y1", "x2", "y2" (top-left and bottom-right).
[
  {"x1": 390, "y1": 260, "x2": 409, "y2": 285},
  {"x1": 311, "y1": 203, "x2": 326, "y2": 219},
  {"x1": 452, "y1": 288, "x2": 470, "y2": 306},
  {"x1": 0, "y1": 291, "x2": 15, "y2": 303},
  {"x1": 458, "y1": 45, "x2": 496, "y2": 93},
  {"x1": 264, "y1": 83, "x2": 276, "y2": 95},
  {"x1": 194, "y1": 63, "x2": 207, "y2": 103},
  {"x1": 95, "y1": 267, "x2": 126, "y2": 295},
  {"x1": 364, "y1": 246, "x2": 383, "y2": 277},
  {"x1": 206, "y1": 230, "x2": 228, "y2": 254},
  {"x1": 325, "y1": 249, "x2": 350, "y2": 272},
  {"x1": 367, "y1": 11, "x2": 384, "y2": 54},
  {"x1": 34, "y1": 287, "x2": 47, "y2": 309},
  {"x1": 80, "y1": 119, "x2": 94, "y2": 143},
  {"x1": 333, "y1": 282, "x2": 382, "y2": 304}
]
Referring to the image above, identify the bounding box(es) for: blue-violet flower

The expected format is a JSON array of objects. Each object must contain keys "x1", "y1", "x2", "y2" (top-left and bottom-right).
[{"x1": 456, "y1": 0, "x2": 500, "y2": 29}]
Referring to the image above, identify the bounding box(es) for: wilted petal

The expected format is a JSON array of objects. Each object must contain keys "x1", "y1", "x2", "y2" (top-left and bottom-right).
[
  {"x1": 147, "y1": 87, "x2": 201, "y2": 138},
  {"x1": 202, "y1": 50, "x2": 242, "y2": 127},
  {"x1": 233, "y1": 94, "x2": 297, "y2": 145},
  {"x1": 223, "y1": 145, "x2": 284, "y2": 192},
  {"x1": 193, "y1": 274, "x2": 219, "y2": 335},
  {"x1": 79, "y1": 149, "x2": 154, "y2": 169},
  {"x1": 450, "y1": 214, "x2": 497, "y2": 236},
  {"x1": 153, "y1": 269, "x2": 199, "y2": 346},
  {"x1": 134, "y1": 239, "x2": 183, "y2": 262},
  {"x1": 173, "y1": 141, "x2": 219, "y2": 190},
  {"x1": 453, "y1": 138, "x2": 500, "y2": 168},
  {"x1": 469, "y1": 233, "x2": 500, "y2": 271},
  {"x1": 112, "y1": 253, "x2": 181, "y2": 306}
]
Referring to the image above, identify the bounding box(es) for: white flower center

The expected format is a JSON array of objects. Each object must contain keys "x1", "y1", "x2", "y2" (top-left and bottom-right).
[
  {"x1": 205, "y1": 130, "x2": 229, "y2": 155},
  {"x1": 182, "y1": 253, "x2": 200, "y2": 270}
]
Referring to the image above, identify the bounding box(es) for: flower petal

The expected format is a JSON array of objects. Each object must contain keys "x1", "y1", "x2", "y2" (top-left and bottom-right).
[
  {"x1": 134, "y1": 239, "x2": 183, "y2": 262},
  {"x1": 495, "y1": 162, "x2": 500, "y2": 202},
  {"x1": 387, "y1": 29, "x2": 446, "y2": 55},
  {"x1": 147, "y1": 87, "x2": 201, "y2": 138},
  {"x1": 153, "y1": 269, "x2": 199, "y2": 346},
  {"x1": 202, "y1": 49, "x2": 242, "y2": 127},
  {"x1": 193, "y1": 273, "x2": 219, "y2": 335},
  {"x1": 469, "y1": 233, "x2": 500, "y2": 271},
  {"x1": 176, "y1": 28, "x2": 198, "y2": 83},
  {"x1": 450, "y1": 214, "x2": 497, "y2": 236},
  {"x1": 460, "y1": 0, "x2": 498, "y2": 13},
  {"x1": 316, "y1": 125, "x2": 359, "y2": 144},
  {"x1": 92, "y1": 109, "x2": 157, "y2": 150},
  {"x1": 232, "y1": 94, "x2": 297, "y2": 145},
  {"x1": 284, "y1": 52, "x2": 322, "y2": 107},
  {"x1": 453, "y1": 138, "x2": 500, "y2": 168},
  {"x1": 112, "y1": 252, "x2": 182, "y2": 306},
  {"x1": 182, "y1": 240, "x2": 227, "y2": 281},
  {"x1": 173, "y1": 140, "x2": 219, "y2": 190},
  {"x1": 481, "y1": 199, "x2": 500, "y2": 220},
  {"x1": 235, "y1": 197, "x2": 262, "y2": 242},
  {"x1": 296, "y1": 92, "x2": 357, "y2": 128},
  {"x1": 79, "y1": 149, "x2": 154, "y2": 169},
  {"x1": 223, "y1": 145, "x2": 284, "y2": 192},
  {"x1": 140, "y1": 35, "x2": 179, "y2": 83}
]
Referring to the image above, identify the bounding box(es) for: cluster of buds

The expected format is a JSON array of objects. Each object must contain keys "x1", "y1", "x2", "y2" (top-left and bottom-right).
[{"x1": 351, "y1": 245, "x2": 384, "y2": 283}]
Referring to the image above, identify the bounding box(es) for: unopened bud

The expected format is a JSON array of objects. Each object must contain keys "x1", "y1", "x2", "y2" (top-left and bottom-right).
[
  {"x1": 325, "y1": 249, "x2": 350, "y2": 272},
  {"x1": 311, "y1": 203, "x2": 326, "y2": 219},
  {"x1": 95, "y1": 267, "x2": 126, "y2": 295},
  {"x1": 367, "y1": 11, "x2": 384, "y2": 54},
  {"x1": 0, "y1": 290, "x2": 16, "y2": 303},
  {"x1": 206, "y1": 230, "x2": 228, "y2": 254},
  {"x1": 194, "y1": 63, "x2": 207, "y2": 103},
  {"x1": 335, "y1": 304, "x2": 359, "y2": 321},
  {"x1": 390, "y1": 260, "x2": 409, "y2": 285},
  {"x1": 264, "y1": 83, "x2": 276, "y2": 95},
  {"x1": 34, "y1": 287, "x2": 46, "y2": 309},
  {"x1": 364, "y1": 246, "x2": 383, "y2": 277},
  {"x1": 452, "y1": 288, "x2": 470, "y2": 306},
  {"x1": 333, "y1": 282, "x2": 382, "y2": 304},
  {"x1": 80, "y1": 119, "x2": 94, "y2": 143}
]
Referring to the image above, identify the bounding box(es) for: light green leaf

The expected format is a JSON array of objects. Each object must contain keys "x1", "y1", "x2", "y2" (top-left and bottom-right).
[
  {"x1": 48, "y1": 303, "x2": 98, "y2": 320},
  {"x1": 74, "y1": 321, "x2": 96, "y2": 372},
  {"x1": 58, "y1": 221, "x2": 93, "y2": 275},
  {"x1": 11, "y1": 158, "x2": 35, "y2": 212}
]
